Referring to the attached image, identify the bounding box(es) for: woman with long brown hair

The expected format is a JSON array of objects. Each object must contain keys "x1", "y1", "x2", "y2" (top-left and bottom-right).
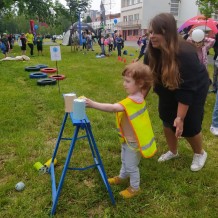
[{"x1": 144, "y1": 13, "x2": 209, "y2": 171}]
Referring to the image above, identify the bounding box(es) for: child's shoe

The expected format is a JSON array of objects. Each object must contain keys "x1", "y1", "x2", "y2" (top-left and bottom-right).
[
  {"x1": 119, "y1": 186, "x2": 141, "y2": 199},
  {"x1": 108, "y1": 176, "x2": 124, "y2": 185}
]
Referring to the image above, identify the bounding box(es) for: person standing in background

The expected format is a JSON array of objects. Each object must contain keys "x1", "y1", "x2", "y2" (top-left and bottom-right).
[
  {"x1": 1, "y1": 33, "x2": 10, "y2": 57},
  {"x1": 26, "y1": 30, "x2": 34, "y2": 56},
  {"x1": 108, "y1": 34, "x2": 114, "y2": 53},
  {"x1": 213, "y1": 33, "x2": 218, "y2": 61},
  {"x1": 135, "y1": 34, "x2": 147, "y2": 62},
  {"x1": 136, "y1": 36, "x2": 142, "y2": 52},
  {"x1": 20, "y1": 33, "x2": 27, "y2": 55},
  {"x1": 210, "y1": 89, "x2": 218, "y2": 136},
  {"x1": 210, "y1": 34, "x2": 218, "y2": 136},
  {"x1": 116, "y1": 34, "x2": 124, "y2": 57},
  {"x1": 7, "y1": 34, "x2": 13, "y2": 51},
  {"x1": 36, "y1": 33, "x2": 43, "y2": 56}
]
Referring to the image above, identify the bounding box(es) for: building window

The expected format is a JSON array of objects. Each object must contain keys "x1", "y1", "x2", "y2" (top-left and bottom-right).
[
  {"x1": 128, "y1": 30, "x2": 133, "y2": 35},
  {"x1": 170, "y1": 0, "x2": 180, "y2": 16},
  {"x1": 122, "y1": 0, "x2": 128, "y2": 7},
  {"x1": 127, "y1": 0, "x2": 132, "y2": 6},
  {"x1": 123, "y1": 16, "x2": 127, "y2": 22},
  {"x1": 128, "y1": 15, "x2": 133, "y2": 21},
  {"x1": 134, "y1": 13, "x2": 139, "y2": 20},
  {"x1": 133, "y1": 29, "x2": 138, "y2": 36}
]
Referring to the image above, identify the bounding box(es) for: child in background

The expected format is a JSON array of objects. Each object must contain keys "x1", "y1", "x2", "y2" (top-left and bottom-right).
[
  {"x1": 85, "y1": 62, "x2": 157, "y2": 199},
  {"x1": 108, "y1": 34, "x2": 114, "y2": 53},
  {"x1": 36, "y1": 33, "x2": 43, "y2": 56},
  {"x1": 136, "y1": 36, "x2": 142, "y2": 52},
  {"x1": 188, "y1": 29, "x2": 215, "y2": 69},
  {"x1": 135, "y1": 34, "x2": 147, "y2": 62},
  {"x1": 99, "y1": 35, "x2": 105, "y2": 55}
]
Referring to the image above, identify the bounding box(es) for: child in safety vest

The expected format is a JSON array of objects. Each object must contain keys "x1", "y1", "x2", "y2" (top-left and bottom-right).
[{"x1": 85, "y1": 62, "x2": 156, "y2": 199}]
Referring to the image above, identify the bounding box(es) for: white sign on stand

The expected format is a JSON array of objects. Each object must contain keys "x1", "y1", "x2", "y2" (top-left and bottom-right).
[{"x1": 50, "y1": 46, "x2": 61, "y2": 61}]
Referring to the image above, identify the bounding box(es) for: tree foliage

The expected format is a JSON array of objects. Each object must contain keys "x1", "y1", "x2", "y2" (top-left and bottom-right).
[
  {"x1": 86, "y1": 15, "x2": 92, "y2": 23},
  {"x1": 66, "y1": 0, "x2": 91, "y2": 21},
  {"x1": 0, "y1": 0, "x2": 91, "y2": 26},
  {"x1": 196, "y1": 0, "x2": 218, "y2": 18}
]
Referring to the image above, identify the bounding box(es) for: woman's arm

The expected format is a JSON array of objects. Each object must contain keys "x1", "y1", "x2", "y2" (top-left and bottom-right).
[
  {"x1": 174, "y1": 102, "x2": 189, "y2": 138},
  {"x1": 85, "y1": 98, "x2": 124, "y2": 112}
]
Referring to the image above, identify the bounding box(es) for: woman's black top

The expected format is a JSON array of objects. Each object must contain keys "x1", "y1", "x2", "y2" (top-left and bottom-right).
[{"x1": 144, "y1": 41, "x2": 209, "y2": 137}]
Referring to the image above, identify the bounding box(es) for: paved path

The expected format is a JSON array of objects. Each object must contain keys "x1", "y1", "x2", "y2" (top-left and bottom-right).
[
  {"x1": 45, "y1": 39, "x2": 215, "y2": 65},
  {"x1": 124, "y1": 40, "x2": 215, "y2": 65}
]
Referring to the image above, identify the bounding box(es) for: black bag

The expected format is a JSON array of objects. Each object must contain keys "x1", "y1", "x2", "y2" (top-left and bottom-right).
[{"x1": 123, "y1": 50, "x2": 128, "y2": 55}]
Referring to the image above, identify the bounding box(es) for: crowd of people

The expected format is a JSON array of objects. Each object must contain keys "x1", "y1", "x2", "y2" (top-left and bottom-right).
[
  {"x1": 0, "y1": 31, "x2": 44, "y2": 58},
  {"x1": 69, "y1": 30, "x2": 125, "y2": 57},
  {"x1": 92, "y1": 31, "x2": 124, "y2": 57}
]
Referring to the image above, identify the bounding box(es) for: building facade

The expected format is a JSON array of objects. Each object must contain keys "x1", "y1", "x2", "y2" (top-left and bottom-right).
[
  {"x1": 85, "y1": 1, "x2": 217, "y2": 40},
  {"x1": 117, "y1": 0, "x2": 202, "y2": 41}
]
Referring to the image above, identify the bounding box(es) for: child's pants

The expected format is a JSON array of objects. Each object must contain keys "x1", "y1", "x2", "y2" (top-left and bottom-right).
[{"x1": 119, "y1": 142, "x2": 141, "y2": 189}]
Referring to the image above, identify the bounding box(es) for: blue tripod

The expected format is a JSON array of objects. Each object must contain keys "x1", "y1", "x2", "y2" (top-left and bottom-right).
[{"x1": 49, "y1": 112, "x2": 115, "y2": 215}]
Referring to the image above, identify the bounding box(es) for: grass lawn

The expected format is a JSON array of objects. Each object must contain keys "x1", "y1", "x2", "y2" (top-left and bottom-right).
[{"x1": 0, "y1": 41, "x2": 217, "y2": 218}]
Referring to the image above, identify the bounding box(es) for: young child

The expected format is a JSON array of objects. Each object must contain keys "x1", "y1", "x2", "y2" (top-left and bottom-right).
[
  {"x1": 188, "y1": 29, "x2": 215, "y2": 69},
  {"x1": 85, "y1": 62, "x2": 157, "y2": 199},
  {"x1": 135, "y1": 34, "x2": 147, "y2": 62},
  {"x1": 136, "y1": 36, "x2": 142, "y2": 52},
  {"x1": 36, "y1": 33, "x2": 43, "y2": 56}
]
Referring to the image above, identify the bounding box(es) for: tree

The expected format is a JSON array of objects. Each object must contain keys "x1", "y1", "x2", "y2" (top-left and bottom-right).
[
  {"x1": 86, "y1": 15, "x2": 92, "y2": 23},
  {"x1": 66, "y1": 0, "x2": 91, "y2": 22},
  {"x1": 196, "y1": 0, "x2": 218, "y2": 18},
  {"x1": 0, "y1": 0, "x2": 69, "y2": 27}
]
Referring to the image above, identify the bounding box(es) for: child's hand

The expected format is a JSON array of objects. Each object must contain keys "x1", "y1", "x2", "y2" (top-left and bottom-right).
[{"x1": 84, "y1": 98, "x2": 93, "y2": 108}]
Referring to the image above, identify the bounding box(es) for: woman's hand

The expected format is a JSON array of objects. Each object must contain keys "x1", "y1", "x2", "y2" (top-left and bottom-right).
[{"x1": 173, "y1": 117, "x2": 184, "y2": 138}]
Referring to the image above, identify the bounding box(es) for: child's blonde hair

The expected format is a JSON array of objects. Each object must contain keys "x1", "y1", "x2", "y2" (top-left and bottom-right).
[{"x1": 122, "y1": 62, "x2": 153, "y2": 90}]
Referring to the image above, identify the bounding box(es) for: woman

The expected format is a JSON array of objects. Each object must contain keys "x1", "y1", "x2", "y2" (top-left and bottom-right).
[{"x1": 144, "y1": 13, "x2": 209, "y2": 171}]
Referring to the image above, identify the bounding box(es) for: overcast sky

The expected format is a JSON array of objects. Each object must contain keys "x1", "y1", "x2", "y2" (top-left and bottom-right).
[{"x1": 58, "y1": 0, "x2": 120, "y2": 13}]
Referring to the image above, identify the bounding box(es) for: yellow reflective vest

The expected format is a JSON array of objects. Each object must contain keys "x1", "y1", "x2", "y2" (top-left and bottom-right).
[{"x1": 116, "y1": 97, "x2": 157, "y2": 158}]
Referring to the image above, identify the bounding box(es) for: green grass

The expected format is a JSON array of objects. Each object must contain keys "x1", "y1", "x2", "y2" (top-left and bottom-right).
[{"x1": 0, "y1": 42, "x2": 217, "y2": 218}]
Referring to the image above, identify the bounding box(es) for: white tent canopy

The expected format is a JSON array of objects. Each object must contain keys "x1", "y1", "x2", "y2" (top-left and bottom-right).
[{"x1": 62, "y1": 22, "x2": 96, "y2": 46}]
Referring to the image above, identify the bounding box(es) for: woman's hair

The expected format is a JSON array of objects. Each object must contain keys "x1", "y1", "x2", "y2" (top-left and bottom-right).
[
  {"x1": 148, "y1": 13, "x2": 181, "y2": 90},
  {"x1": 122, "y1": 62, "x2": 153, "y2": 90}
]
